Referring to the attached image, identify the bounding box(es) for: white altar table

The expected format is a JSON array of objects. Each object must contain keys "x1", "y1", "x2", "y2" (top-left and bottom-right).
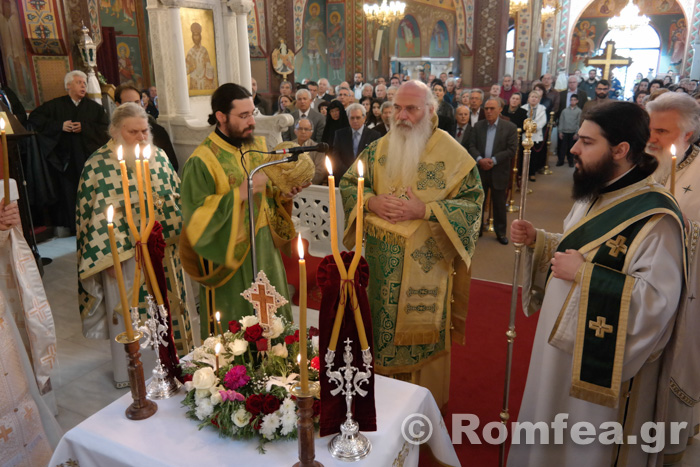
[{"x1": 50, "y1": 375, "x2": 460, "y2": 467}]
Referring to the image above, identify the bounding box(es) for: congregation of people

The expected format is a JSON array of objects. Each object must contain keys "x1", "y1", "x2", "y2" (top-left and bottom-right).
[{"x1": 3, "y1": 56, "x2": 700, "y2": 466}]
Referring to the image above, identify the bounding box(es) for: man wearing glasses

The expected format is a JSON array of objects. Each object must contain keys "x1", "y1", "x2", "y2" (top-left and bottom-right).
[
  {"x1": 339, "y1": 80, "x2": 483, "y2": 410},
  {"x1": 293, "y1": 118, "x2": 326, "y2": 185},
  {"x1": 180, "y1": 83, "x2": 305, "y2": 338}
]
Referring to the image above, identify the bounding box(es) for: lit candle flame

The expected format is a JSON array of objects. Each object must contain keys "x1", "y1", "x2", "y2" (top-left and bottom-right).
[
  {"x1": 358, "y1": 160, "x2": 364, "y2": 178},
  {"x1": 297, "y1": 354, "x2": 301, "y2": 365},
  {"x1": 143, "y1": 144, "x2": 151, "y2": 160},
  {"x1": 135, "y1": 144, "x2": 140, "y2": 160},
  {"x1": 107, "y1": 205, "x2": 114, "y2": 223},
  {"x1": 215, "y1": 311, "x2": 221, "y2": 323},
  {"x1": 297, "y1": 234, "x2": 304, "y2": 260},
  {"x1": 117, "y1": 145, "x2": 123, "y2": 161},
  {"x1": 325, "y1": 156, "x2": 333, "y2": 175},
  {"x1": 671, "y1": 144, "x2": 676, "y2": 157},
  {"x1": 0, "y1": 118, "x2": 5, "y2": 131},
  {"x1": 215, "y1": 342, "x2": 221, "y2": 355}
]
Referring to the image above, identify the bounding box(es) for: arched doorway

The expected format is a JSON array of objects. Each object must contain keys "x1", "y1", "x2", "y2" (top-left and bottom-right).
[{"x1": 596, "y1": 25, "x2": 661, "y2": 99}]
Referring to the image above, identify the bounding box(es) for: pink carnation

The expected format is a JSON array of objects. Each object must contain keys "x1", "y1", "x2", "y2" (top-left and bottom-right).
[
  {"x1": 219, "y1": 389, "x2": 245, "y2": 402},
  {"x1": 224, "y1": 365, "x2": 250, "y2": 390}
]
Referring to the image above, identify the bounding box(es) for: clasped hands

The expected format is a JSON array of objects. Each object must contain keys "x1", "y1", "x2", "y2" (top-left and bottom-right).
[
  {"x1": 478, "y1": 158, "x2": 494, "y2": 171},
  {"x1": 368, "y1": 187, "x2": 425, "y2": 224},
  {"x1": 511, "y1": 219, "x2": 583, "y2": 282},
  {"x1": 62, "y1": 120, "x2": 82, "y2": 133}
]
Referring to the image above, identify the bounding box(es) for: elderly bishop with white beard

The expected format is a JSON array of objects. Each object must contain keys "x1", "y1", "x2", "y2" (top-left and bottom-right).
[
  {"x1": 340, "y1": 80, "x2": 483, "y2": 409},
  {"x1": 76, "y1": 103, "x2": 193, "y2": 387}
]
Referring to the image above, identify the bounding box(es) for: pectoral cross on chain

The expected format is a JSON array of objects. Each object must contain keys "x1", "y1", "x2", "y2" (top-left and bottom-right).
[
  {"x1": 241, "y1": 271, "x2": 288, "y2": 334},
  {"x1": 589, "y1": 316, "x2": 614, "y2": 338},
  {"x1": 605, "y1": 235, "x2": 627, "y2": 258}
]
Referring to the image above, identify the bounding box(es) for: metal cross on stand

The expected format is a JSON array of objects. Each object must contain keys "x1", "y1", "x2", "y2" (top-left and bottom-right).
[{"x1": 586, "y1": 40, "x2": 631, "y2": 81}]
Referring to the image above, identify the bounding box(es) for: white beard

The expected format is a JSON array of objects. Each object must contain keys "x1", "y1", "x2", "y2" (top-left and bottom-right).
[
  {"x1": 385, "y1": 114, "x2": 433, "y2": 188},
  {"x1": 112, "y1": 136, "x2": 154, "y2": 169},
  {"x1": 648, "y1": 139, "x2": 688, "y2": 185}
]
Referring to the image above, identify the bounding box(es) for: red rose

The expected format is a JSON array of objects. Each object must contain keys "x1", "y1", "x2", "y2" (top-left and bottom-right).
[
  {"x1": 250, "y1": 417, "x2": 262, "y2": 430},
  {"x1": 256, "y1": 338, "x2": 268, "y2": 352},
  {"x1": 246, "y1": 394, "x2": 265, "y2": 416},
  {"x1": 310, "y1": 356, "x2": 320, "y2": 371},
  {"x1": 244, "y1": 324, "x2": 263, "y2": 342},
  {"x1": 228, "y1": 320, "x2": 241, "y2": 334},
  {"x1": 308, "y1": 326, "x2": 320, "y2": 337},
  {"x1": 262, "y1": 394, "x2": 281, "y2": 414},
  {"x1": 182, "y1": 373, "x2": 193, "y2": 383},
  {"x1": 284, "y1": 335, "x2": 296, "y2": 345},
  {"x1": 312, "y1": 399, "x2": 321, "y2": 417},
  {"x1": 294, "y1": 329, "x2": 300, "y2": 340}
]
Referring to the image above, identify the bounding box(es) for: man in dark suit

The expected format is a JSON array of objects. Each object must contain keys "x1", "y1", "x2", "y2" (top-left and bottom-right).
[
  {"x1": 556, "y1": 75, "x2": 588, "y2": 121},
  {"x1": 373, "y1": 101, "x2": 392, "y2": 136},
  {"x1": 332, "y1": 103, "x2": 380, "y2": 178},
  {"x1": 454, "y1": 105, "x2": 470, "y2": 145},
  {"x1": 466, "y1": 97, "x2": 517, "y2": 244},
  {"x1": 283, "y1": 88, "x2": 325, "y2": 142}
]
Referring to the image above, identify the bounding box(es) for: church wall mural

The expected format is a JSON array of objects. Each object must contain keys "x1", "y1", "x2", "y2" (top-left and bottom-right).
[
  {"x1": 429, "y1": 20, "x2": 450, "y2": 58},
  {"x1": 326, "y1": 3, "x2": 346, "y2": 84},
  {"x1": 294, "y1": 1, "x2": 328, "y2": 83},
  {"x1": 180, "y1": 7, "x2": 218, "y2": 96},
  {"x1": 116, "y1": 36, "x2": 143, "y2": 89},
  {"x1": 397, "y1": 14, "x2": 421, "y2": 57},
  {"x1": 569, "y1": 4, "x2": 685, "y2": 76},
  {"x1": 1, "y1": 0, "x2": 37, "y2": 109}
]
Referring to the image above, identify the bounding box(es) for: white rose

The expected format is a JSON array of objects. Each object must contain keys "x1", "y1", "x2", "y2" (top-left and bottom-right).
[
  {"x1": 240, "y1": 315, "x2": 259, "y2": 329},
  {"x1": 195, "y1": 388, "x2": 211, "y2": 401},
  {"x1": 229, "y1": 339, "x2": 248, "y2": 356},
  {"x1": 192, "y1": 347, "x2": 209, "y2": 363},
  {"x1": 270, "y1": 343, "x2": 288, "y2": 358},
  {"x1": 202, "y1": 336, "x2": 220, "y2": 350},
  {"x1": 232, "y1": 408, "x2": 252, "y2": 427},
  {"x1": 183, "y1": 381, "x2": 195, "y2": 392},
  {"x1": 311, "y1": 336, "x2": 319, "y2": 353},
  {"x1": 210, "y1": 391, "x2": 223, "y2": 406},
  {"x1": 192, "y1": 367, "x2": 217, "y2": 390},
  {"x1": 269, "y1": 317, "x2": 285, "y2": 339}
]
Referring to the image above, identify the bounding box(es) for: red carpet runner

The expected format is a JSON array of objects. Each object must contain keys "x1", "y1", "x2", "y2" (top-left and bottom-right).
[{"x1": 440, "y1": 278, "x2": 539, "y2": 466}]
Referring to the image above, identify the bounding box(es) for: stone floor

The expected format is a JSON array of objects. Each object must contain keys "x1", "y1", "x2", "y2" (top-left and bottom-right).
[{"x1": 38, "y1": 164, "x2": 699, "y2": 465}]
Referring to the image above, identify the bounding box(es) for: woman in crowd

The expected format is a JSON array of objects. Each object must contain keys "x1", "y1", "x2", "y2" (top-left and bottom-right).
[
  {"x1": 366, "y1": 99, "x2": 382, "y2": 129},
  {"x1": 321, "y1": 100, "x2": 350, "y2": 153},
  {"x1": 432, "y1": 80, "x2": 455, "y2": 134}
]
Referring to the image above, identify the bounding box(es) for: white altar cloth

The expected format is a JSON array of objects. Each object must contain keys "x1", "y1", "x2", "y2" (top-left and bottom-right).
[{"x1": 50, "y1": 375, "x2": 459, "y2": 466}]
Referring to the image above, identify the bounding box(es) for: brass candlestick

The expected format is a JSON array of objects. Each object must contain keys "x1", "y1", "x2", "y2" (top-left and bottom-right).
[
  {"x1": 291, "y1": 382, "x2": 323, "y2": 467},
  {"x1": 116, "y1": 331, "x2": 158, "y2": 420},
  {"x1": 498, "y1": 118, "x2": 536, "y2": 467},
  {"x1": 541, "y1": 111, "x2": 554, "y2": 175},
  {"x1": 507, "y1": 129, "x2": 522, "y2": 213},
  {"x1": 483, "y1": 189, "x2": 494, "y2": 233}
]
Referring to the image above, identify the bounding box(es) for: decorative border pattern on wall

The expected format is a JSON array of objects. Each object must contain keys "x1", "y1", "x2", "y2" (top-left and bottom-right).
[
  {"x1": 22, "y1": 0, "x2": 67, "y2": 55},
  {"x1": 556, "y1": 0, "x2": 571, "y2": 72},
  {"x1": 514, "y1": 7, "x2": 532, "y2": 79},
  {"x1": 293, "y1": 0, "x2": 307, "y2": 51},
  {"x1": 248, "y1": 0, "x2": 268, "y2": 56},
  {"x1": 352, "y1": 0, "x2": 363, "y2": 74},
  {"x1": 685, "y1": 0, "x2": 700, "y2": 76},
  {"x1": 454, "y1": 0, "x2": 474, "y2": 54},
  {"x1": 87, "y1": 0, "x2": 101, "y2": 46}
]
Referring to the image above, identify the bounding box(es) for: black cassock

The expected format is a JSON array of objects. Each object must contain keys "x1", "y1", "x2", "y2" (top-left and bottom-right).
[{"x1": 28, "y1": 95, "x2": 109, "y2": 234}]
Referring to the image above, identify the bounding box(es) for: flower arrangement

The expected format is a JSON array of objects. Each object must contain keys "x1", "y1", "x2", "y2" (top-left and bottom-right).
[{"x1": 181, "y1": 315, "x2": 320, "y2": 452}]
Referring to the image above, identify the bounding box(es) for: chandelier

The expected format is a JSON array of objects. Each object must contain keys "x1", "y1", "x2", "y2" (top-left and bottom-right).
[
  {"x1": 363, "y1": 0, "x2": 406, "y2": 28},
  {"x1": 607, "y1": 1, "x2": 649, "y2": 32},
  {"x1": 509, "y1": 0, "x2": 528, "y2": 17},
  {"x1": 541, "y1": 5, "x2": 556, "y2": 21}
]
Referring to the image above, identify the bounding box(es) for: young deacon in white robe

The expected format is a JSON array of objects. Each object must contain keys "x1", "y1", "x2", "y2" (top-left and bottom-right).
[
  {"x1": 646, "y1": 92, "x2": 700, "y2": 464},
  {"x1": 0, "y1": 189, "x2": 62, "y2": 466},
  {"x1": 509, "y1": 102, "x2": 686, "y2": 467}
]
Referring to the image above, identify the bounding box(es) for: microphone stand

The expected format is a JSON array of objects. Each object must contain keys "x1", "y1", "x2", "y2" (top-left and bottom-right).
[{"x1": 241, "y1": 151, "x2": 299, "y2": 278}]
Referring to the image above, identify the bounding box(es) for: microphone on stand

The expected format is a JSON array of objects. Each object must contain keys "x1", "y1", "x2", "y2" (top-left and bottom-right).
[{"x1": 270, "y1": 142, "x2": 330, "y2": 155}]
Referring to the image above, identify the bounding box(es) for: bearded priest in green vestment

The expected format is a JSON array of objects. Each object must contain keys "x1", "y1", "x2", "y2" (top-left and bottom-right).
[
  {"x1": 340, "y1": 81, "x2": 483, "y2": 410},
  {"x1": 76, "y1": 103, "x2": 193, "y2": 387},
  {"x1": 180, "y1": 83, "x2": 300, "y2": 339}
]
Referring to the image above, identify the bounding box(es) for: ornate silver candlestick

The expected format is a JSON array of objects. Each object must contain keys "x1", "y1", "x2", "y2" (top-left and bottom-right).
[
  {"x1": 326, "y1": 338, "x2": 372, "y2": 461},
  {"x1": 139, "y1": 296, "x2": 181, "y2": 399}
]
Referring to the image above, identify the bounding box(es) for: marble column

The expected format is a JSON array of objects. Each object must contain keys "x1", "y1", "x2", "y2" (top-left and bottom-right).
[
  {"x1": 221, "y1": 0, "x2": 241, "y2": 85},
  {"x1": 168, "y1": 7, "x2": 191, "y2": 116},
  {"x1": 227, "y1": 0, "x2": 254, "y2": 92}
]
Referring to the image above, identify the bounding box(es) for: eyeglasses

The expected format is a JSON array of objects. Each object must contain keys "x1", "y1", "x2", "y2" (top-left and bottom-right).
[
  {"x1": 296, "y1": 127, "x2": 312, "y2": 131},
  {"x1": 232, "y1": 111, "x2": 254, "y2": 120},
  {"x1": 393, "y1": 104, "x2": 422, "y2": 114}
]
